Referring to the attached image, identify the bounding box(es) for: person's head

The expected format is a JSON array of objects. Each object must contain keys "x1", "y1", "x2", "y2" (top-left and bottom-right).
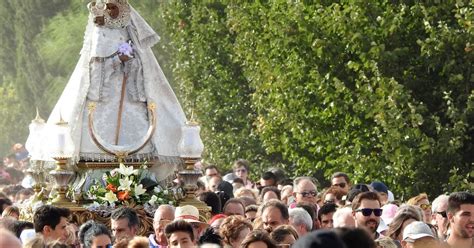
[
  {"x1": 175, "y1": 205, "x2": 209, "y2": 240},
  {"x1": 334, "y1": 227, "x2": 377, "y2": 248},
  {"x1": 333, "y1": 206, "x2": 356, "y2": 228},
  {"x1": 330, "y1": 172, "x2": 351, "y2": 193},
  {"x1": 1, "y1": 206, "x2": 20, "y2": 219},
  {"x1": 293, "y1": 177, "x2": 318, "y2": 205},
  {"x1": 288, "y1": 207, "x2": 312, "y2": 237},
  {"x1": 295, "y1": 202, "x2": 319, "y2": 230},
  {"x1": 153, "y1": 205, "x2": 175, "y2": 246},
  {"x1": 223, "y1": 198, "x2": 245, "y2": 216},
  {"x1": 208, "y1": 214, "x2": 227, "y2": 234},
  {"x1": 165, "y1": 220, "x2": 196, "y2": 248},
  {"x1": 198, "y1": 191, "x2": 221, "y2": 216},
  {"x1": 375, "y1": 237, "x2": 399, "y2": 248},
  {"x1": 0, "y1": 198, "x2": 12, "y2": 215},
  {"x1": 235, "y1": 188, "x2": 258, "y2": 200},
  {"x1": 352, "y1": 191, "x2": 382, "y2": 237},
  {"x1": 245, "y1": 205, "x2": 258, "y2": 222},
  {"x1": 260, "y1": 171, "x2": 277, "y2": 188},
  {"x1": 233, "y1": 159, "x2": 250, "y2": 181},
  {"x1": 260, "y1": 186, "x2": 281, "y2": 203},
  {"x1": 318, "y1": 203, "x2": 337, "y2": 229},
  {"x1": 292, "y1": 230, "x2": 346, "y2": 248},
  {"x1": 407, "y1": 193, "x2": 431, "y2": 223},
  {"x1": 12, "y1": 220, "x2": 34, "y2": 238},
  {"x1": 0, "y1": 229, "x2": 21, "y2": 248},
  {"x1": 280, "y1": 185, "x2": 293, "y2": 206},
  {"x1": 219, "y1": 215, "x2": 253, "y2": 247},
  {"x1": 33, "y1": 205, "x2": 70, "y2": 242},
  {"x1": 232, "y1": 178, "x2": 245, "y2": 191},
  {"x1": 401, "y1": 221, "x2": 437, "y2": 248},
  {"x1": 217, "y1": 180, "x2": 234, "y2": 199},
  {"x1": 322, "y1": 186, "x2": 346, "y2": 207},
  {"x1": 369, "y1": 181, "x2": 389, "y2": 205},
  {"x1": 208, "y1": 176, "x2": 222, "y2": 192},
  {"x1": 128, "y1": 236, "x2": 150, "y2": 248},
  {"x1": 447, "y1": 191, "x2": 474, "y2": 240},
  {"x1": 261, "y1": 199, "x2": 289, "y2": 232},
  {"x1": 78, "y1": 221, "x2": 113, "y2": 248},
  {"x1": 346, "y1": 189, "x2": 363, "y2": 205},
  {"x1": 430, "y1": 194, "x2": 449, "y2": 239},
  {"x1": 241, "y1": 230, "x2": 277, "y2": 248},
  {"x1": 386, "y1": 207, "x2": 422, "y2": 241},
  {"x1": 110, "y1": 207, "x2": 139, "y2": 240},
  {"x1": 269, "y1": 225, "x2": 298, "y2": 247},
  {"x1": 204, "y1": 165, "x2": 220, "y2": 179}
]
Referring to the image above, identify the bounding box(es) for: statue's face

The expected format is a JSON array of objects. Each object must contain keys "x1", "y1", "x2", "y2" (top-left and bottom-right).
[{"x1": 106, "y1": 3, "x2": 120, "y2": 19}]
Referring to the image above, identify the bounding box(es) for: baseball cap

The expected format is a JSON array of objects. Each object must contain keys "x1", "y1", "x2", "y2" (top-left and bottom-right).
[
  {"x1": 402, "y1": 221, "x2": 435, "y2": 242},
  {"x1": 370, "y1": 181, "x2": 388, "y2": 194}
]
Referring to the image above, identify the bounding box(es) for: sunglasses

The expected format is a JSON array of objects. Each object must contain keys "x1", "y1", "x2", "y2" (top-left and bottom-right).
[
  {"x1": 332, "y1": 183, "x2": 346, "y2": 188},
  {"x1": 298, "y1": 191, "x2": 317, "y2": 198},
  {"x1": 95, "y1": 245, "x2": 112, "y2": 248},
  {"x1": 419, "y1": 204, "x2": 431, "y2": 211},
  {"x1": 437, "y1": 211, "x2": 447, "y2": 218},
  {"x1": 355, "y1": 208, "x2": 383, "y2": 217}
]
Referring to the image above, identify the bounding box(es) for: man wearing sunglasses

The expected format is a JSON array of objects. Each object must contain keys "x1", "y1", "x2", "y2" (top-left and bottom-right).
[
  {"x1": 431, "y1": 194, "x2": 449, "y2": 240},
  {"x1": 330, "y1": 172, "x2": 351, "y2": 193},
  {"x1": 351, "y1": 191, "x2": 383, "y2": 240}
]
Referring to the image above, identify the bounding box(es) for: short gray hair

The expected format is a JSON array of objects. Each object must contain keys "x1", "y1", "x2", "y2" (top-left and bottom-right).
[
  {"x1": 293, "y1": 177, "x2": 318, "y2": 193},
  {"x1": 333, "y1": 207, "x2": 353, "y2": 228},
  {"x1": 289, "y1": 207, "x2": 312, "y2": 232},
  {"x1": 431, "y1": 194, "x2": 449, "y2": 213},
  {"x1": 153, "y1": 204, "x2": 175, "y2": 224}
]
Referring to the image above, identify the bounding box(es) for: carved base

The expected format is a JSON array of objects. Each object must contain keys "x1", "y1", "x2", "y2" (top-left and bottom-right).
[{"x1": 69, "y1": 206, "x2": 154, "y2": 236}]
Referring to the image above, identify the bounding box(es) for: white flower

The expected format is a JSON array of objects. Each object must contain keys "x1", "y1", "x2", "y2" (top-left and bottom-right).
[
  {"x1": 148, "y1": 195, "x2": 158, "y2": 205},
  {"x1": 153, "y1": 186, "x2": 162, "y2": 194},
  {"x1": 134, "y1": 184, "x2": 146, "y2": 196},
  {"x1": 163, "y1": 189, "x2": 169, "y2": 195},
  {"x1": 101, "y1": 190, "x2": 118, "y2": 204},
  {"x1": 118, "y1": 177, "x2": 133, "y2": 191},
  {"x1": 116, "y1": 163, "x2": 139, "y2": 177}
]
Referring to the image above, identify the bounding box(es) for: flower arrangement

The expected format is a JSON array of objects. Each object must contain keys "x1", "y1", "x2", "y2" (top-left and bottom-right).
[{"x1": 87, "y1": 163, "x2": 176, "y2": 207}]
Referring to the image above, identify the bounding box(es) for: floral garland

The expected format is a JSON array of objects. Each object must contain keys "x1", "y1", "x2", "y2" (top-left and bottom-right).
[{"x1": 87, "y1": 163, "x2": 177, "y2": 207}]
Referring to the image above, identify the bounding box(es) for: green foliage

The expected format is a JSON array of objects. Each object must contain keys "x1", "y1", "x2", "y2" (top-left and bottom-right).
[
  {"x1": 0, "y1": 82, "x2": 30, "y2": 155},
  {"x1": 158, "y1": 2, "x2": 278, "y2": 174}
]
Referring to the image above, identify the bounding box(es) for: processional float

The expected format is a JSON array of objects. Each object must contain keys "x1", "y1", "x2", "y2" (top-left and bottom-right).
[{"x1": 24, "y1": 0, "x2": 210, "y2": 232}]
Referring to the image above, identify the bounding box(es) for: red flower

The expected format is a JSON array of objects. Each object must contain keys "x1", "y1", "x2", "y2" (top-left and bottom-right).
[
  {"x1": 106, "y1": 183, "x2": 117, "y2": 193},
  {"x1": 117, "y1": 191, "x2": 130, "y2": 201}
]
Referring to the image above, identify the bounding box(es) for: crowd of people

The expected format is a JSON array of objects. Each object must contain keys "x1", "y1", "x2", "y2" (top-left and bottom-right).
[{"x1": 0, "y1": 157, "x2": 472, "y2": 248}]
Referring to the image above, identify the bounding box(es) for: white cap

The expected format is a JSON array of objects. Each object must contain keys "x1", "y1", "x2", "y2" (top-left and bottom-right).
[{"x1": 402, "y1": 221, "x2": 435, "y2": 242}]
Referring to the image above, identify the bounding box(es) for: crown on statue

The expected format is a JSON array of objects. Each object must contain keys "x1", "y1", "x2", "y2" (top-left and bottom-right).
[{"x1": 88, "y1": 0, "x2": 131, "y2": 29}]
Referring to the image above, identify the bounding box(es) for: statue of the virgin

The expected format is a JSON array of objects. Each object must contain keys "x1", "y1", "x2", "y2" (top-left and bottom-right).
[{"x1": 43, "y1": 0, "x2": 186, "y2": 181}]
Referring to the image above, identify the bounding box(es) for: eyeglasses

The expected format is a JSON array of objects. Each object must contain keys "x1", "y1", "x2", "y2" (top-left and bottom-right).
[
  {"x1": 355, "y1": 208, "x2": 383, "y2": 217},
  {"x1": 235, "y1": 169, "x2": 247, "y2": 173},
  {"x1": 332, "y1": 182, "x2": 346, "y2": 188},
  {"x1": 95, "y1": 245, "x2": 112, "y2": 248},
  {"x1": 437, "y1": 211, "x2": 447, "y2": 218},
  {"x1": 298, "y1": 191, "x2": 317, "y2": 198},
  {"x1": 419, "y1": 204, "x2": 431, "y2": 211}
]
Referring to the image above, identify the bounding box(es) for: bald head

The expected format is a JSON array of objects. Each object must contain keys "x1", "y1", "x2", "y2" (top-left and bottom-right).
[{"x1": 154, "y1": 205, "x2": 175, "y2": 225}]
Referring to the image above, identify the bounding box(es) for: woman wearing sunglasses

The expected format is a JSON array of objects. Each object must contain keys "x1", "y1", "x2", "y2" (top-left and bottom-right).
[{"x1": 407, "y1": 193, "x2": 432, "y2": 224}]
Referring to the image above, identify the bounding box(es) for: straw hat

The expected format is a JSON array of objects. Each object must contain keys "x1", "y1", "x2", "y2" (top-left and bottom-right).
[{"x1": 175, "y1": 205, "x2": 209, "y2": 229}]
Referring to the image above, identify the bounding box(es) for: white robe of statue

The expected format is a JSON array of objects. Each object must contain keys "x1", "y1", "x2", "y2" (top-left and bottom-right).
[{"x1": 44, "y1": 3, "x2": 186, "y2": 179}]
